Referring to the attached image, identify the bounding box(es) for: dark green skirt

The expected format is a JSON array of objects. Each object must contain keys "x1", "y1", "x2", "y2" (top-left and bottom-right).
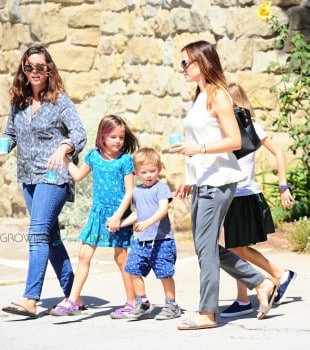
[{"x1": 223, "y1": 193, "x2": 275, "y2": 248}]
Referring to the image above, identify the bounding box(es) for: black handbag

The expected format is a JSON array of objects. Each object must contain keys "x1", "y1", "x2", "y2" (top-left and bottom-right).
[{"x1": 233, "y1": 107, "x2": 262, "y2": 159}]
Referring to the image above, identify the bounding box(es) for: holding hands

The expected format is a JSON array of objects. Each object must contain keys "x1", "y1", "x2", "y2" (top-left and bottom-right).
[
  {"x1": 46, "y1": 143, "x2": 73, "y2": 170},
  {"x1": 106, "y1": 215, "x2": 121, "y2": 233}
]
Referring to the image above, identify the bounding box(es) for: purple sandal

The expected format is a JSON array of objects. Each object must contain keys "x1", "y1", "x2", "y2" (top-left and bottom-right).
[
  {"x1": 110, "y1": 302, "x2": 134, "y2": 319},
  {"x1": 50, "y1": 299, "x2": 81, "y2": 317}
]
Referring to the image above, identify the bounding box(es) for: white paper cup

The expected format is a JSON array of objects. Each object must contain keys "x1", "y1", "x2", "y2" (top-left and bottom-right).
[
  {"x1": 169, "y1": 134, "x2": 182, "y2": 145},
  {"x1": 0, "y1": 138, "x2": 9, "y2": 154},
  {"x1": 46, "y1": 169, "x2": 58, "y2": 182}
]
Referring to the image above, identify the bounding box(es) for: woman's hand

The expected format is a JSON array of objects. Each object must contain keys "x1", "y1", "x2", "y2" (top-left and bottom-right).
[
  {"x1": 175, "y1": 182, "x2": 192, "y2": 199},
  {"x1": 169, "y1": 142, "x2": 201, "y2": 157},
  {"x1": 46, "y1": 143, "x2": 73, "y2": 170},
  {"x1": 46, "y1": 146, "x2": 68, "y2": 170}
]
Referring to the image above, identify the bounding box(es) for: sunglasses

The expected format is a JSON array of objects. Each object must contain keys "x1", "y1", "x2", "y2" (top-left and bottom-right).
[
  {"x1": 23, "y1": 63, "x2": 47, "y2": 72},
  {"x1": 181, "y1": 59, "x2": 196, "y2": 70}
]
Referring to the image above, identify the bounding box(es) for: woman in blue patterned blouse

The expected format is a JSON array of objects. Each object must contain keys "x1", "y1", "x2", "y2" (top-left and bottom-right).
[{"x1": 1, "y1": 45, "x2": 87, "y2": 318}]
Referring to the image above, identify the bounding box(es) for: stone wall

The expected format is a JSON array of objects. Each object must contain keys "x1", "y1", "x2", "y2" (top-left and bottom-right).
[{"x1": 0, "y1": 0, "x2": 309, "y2": 222}]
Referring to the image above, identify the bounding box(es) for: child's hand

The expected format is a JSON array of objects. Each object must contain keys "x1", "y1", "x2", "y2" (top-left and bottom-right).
[
  {"x1": 280, "y1": 189, "x2": 295, "y2": 209},
  {"x1": 106, "y1": 216, "x2": 120, "y2": 233},
  {"x1": 135, "y1": 220, "x2": 151, "y2": 232}
]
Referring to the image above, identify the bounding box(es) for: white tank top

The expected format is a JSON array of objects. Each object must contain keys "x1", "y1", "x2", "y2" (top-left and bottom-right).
[{"x1": 184, "y1": 91, "x2": 246, "y2": 187}]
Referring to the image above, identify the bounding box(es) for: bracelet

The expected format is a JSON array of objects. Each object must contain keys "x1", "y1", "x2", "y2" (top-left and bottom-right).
[
  {"x1": 278, "y1": 184, "x2": 294, "y2": 191},
  {"x1": 199, "y1": 144, "x2": 206, "y2": 154}
]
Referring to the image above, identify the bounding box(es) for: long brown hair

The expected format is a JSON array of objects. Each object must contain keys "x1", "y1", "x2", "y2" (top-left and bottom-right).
[
  {"x1": 95, "y1": 115, "x2": 140, "y2": 154},
  {"x1": 10, "y1": 45, "x2": 65, "y2": 109},
  {"x1": 181, "y1": 40, "x2": 228, "y2": 110},
  {"x1": 228, "y1": 83, "x2": 256, "y2": 120}
]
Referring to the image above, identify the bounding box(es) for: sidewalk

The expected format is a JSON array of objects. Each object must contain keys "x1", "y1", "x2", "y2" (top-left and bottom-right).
[{"x1": 0, "y1": 218, "x2": 309, "y2": 349}]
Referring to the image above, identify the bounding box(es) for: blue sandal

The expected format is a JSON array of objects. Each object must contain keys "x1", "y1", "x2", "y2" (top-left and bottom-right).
[{"x1": 50, "y1": 299, "x2": 81, "y2": 317}]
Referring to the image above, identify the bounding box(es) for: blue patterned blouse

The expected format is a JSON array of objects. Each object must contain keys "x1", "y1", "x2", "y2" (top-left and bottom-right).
[{"x1": 3, "y1": 93, "x2": 87, "y2": 186}]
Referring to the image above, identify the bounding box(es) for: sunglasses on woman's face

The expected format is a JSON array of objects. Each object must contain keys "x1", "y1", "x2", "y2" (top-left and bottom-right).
[
  {"x1": 181, "y1": 59, "x2": 196, "y2": 70},
  {"x1": 23, "y1": 63, "x2": 47, "y2": 72}
]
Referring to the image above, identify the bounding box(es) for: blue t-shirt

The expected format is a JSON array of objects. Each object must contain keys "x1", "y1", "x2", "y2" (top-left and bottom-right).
[{"x1": 133, "y1": 180, "x2": 174, "y2": 241}]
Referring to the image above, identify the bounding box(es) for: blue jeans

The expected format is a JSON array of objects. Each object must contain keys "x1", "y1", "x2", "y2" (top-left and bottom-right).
[{"x1": 22, "y1": 183, "x2": 74, "y2": 300}]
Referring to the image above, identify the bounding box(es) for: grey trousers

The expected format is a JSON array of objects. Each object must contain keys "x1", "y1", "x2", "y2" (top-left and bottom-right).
[{"x1": 191, "y1": 184, "x2": 265, "y2": 313}]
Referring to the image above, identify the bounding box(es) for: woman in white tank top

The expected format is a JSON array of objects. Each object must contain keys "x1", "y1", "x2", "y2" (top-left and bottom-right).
[{"x1": 170, "y1": 41, "x2": 279, "y2": 330}]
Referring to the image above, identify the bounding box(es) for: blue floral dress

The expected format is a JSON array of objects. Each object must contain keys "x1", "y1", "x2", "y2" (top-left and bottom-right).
[{"x1": 79, "y1": 148, "x2": 134, "y2": 248}]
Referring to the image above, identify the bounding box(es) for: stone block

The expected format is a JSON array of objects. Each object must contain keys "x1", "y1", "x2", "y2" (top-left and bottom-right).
[
  {"x1": 49, "y1": 44, "x2": 95, "y2": 72},
  {"x1": 62, "y1": 71, "x2": 100, "y2": 101},
  {"x1": 1, "y1": 23, "x2": 19, "y2": 50},
  {"x1": 152, "y1": 10, "x2": 171, "y2": 38},
  {"x1": 170, "y1": 8, "x2": 192, "y2": 34},
  {"x1": 233, "y1": 71, "x2": 278, "y2": 110},
  {"x1": 100, "y1": 0, "x2": 128, "y2": 12},
  {"x1": 217, "y1": 38, "x2": 252, "y2": 71},
  {"x1": 252, "y1": 50, "x2": 288, "y2": 73},
  {"x1": 2, "y1": 49, "x2": 20, "y2": 73},
  {"x1": 0, "y1": 53, "x2": 6, "y2": 72},
  {"x1": 0, "y1": 76, "x2": 11, "y2": 116},
  {"x1": 208, "y1": 5, "x2": 230, "y2": 36},
  {"x1": 97, "y1": 54, "x2": 123, "y2": 80},
  {"x1": 273, "y1": 0, "x2": 302, "y2": 7},
  {"x1": 67, "y1": 4, "x2": 101, "y2": 28},
  {"x1": 125, "y1": 92, "x2": 142, "y2": 113},
  {"x1": 69, "y1": 28, "x2": 101, "y2": 47}
]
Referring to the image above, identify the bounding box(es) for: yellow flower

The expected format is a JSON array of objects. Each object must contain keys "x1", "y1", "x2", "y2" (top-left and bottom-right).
[{"x1": 257, "y1": 1, "x2": 272, "y2": 21}]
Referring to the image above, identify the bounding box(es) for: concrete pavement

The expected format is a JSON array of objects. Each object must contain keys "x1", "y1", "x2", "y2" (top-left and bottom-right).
[{"x1": 0, "y1": 245, "x2": 309, "y2": 350}]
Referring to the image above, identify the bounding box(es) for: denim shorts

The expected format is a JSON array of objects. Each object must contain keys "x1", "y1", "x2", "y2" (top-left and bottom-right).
[{"x1": 125, "y1": 238, "x2": 177, "y2": 279}]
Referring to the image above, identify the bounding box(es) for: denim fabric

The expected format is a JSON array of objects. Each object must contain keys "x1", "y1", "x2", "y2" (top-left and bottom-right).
[{"x1": 22, "y1": 183, "x2": 74, "y2": 300}]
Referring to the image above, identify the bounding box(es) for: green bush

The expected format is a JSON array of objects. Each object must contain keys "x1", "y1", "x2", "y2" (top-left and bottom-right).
[
  {"x1": 287, "y1": 218, "x2": 310, "y2": 253},
  {"x1": 257, "y1": 2, "x2": 310, "y2": 246},
  {"x1": 261, "y1": 164, "x2": 309, "y2": 225}
]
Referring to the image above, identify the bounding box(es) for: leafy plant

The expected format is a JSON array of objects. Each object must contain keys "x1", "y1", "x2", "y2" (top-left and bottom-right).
[
  {"x1": 257, "y1": 1, "x2": 310, "y2": 222},
  {"x1": 287, "y1": 218, "x2": 310, "y2": 253}
]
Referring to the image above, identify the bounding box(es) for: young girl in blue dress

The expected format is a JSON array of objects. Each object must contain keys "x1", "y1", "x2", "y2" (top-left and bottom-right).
[{"x1": 51, "y1": 114, "x2": 139, "y2": 317}]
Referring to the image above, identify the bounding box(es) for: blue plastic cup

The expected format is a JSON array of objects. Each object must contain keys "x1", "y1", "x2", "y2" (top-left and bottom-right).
[
  {"x1": 0, "y1": 138, "x2": 9, "y2": 154},
  {"x1": 46, "y1": 169, "x2": 58, "y2": 182},
  {"x1": 169, "y1": 134, "x2": 182, "y2": 146}
]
